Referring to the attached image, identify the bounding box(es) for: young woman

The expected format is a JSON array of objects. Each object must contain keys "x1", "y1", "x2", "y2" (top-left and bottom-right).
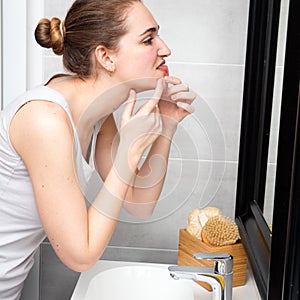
[{"x1": 0, "y1": 0, "x2": 195, "y2": 298}]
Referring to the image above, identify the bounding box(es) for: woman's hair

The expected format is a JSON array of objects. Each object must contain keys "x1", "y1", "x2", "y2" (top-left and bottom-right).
[{"x1": 35, "y1": 0, "x2": 140, "y2": 77}]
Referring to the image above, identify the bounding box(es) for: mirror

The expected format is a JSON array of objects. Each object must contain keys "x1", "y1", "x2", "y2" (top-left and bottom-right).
[
  {"x1": 263, "y1": 0, "x2": 290, "y2": 226},
  {"x1": 0, "y1": 1, "x2": 2, "y2": 108}
]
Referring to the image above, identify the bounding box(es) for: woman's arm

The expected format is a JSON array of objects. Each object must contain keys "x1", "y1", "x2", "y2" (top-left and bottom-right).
[
  {"x1": 95, "y1": 113, "x2": 119, "y2": 180},
  {"x1": 121, "y1": 77, "x2": 196, "y2": 217},
  {"x1": 95, "y1": 112, "x2": 172, "y2": 218},
  {"x1": 9, "y1": 88, "x2": 162, "y2": 272},
  {"x1": 122, "y1": 131, "x2": 173, "y2": 218},
  {"x1": 95, "y1": 77, "x2": 196, "y2": 218}
]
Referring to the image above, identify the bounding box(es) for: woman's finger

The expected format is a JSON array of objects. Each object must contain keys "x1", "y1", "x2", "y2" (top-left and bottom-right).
[
  {"x1": 164, "y1": 76, "x2": 182, "y2": 85},
  {"x1": 166, "y1": 83, "x2": 189, "y2": 98},
  {"x1": 176, "y1": 101, "x2": 195, "y2": 114},
  {"x1": 171, "y1": 91, "x2": 197, "y2": 103},
  {"x1": 120, "y1": 89, "x2": 136, "y2": 126},
  {"x1": 138, "y1": 78, "x2": 165, "y2": 115},
  {"x1": 155, "y1": 104, "x2": 161, "y2": 127}
]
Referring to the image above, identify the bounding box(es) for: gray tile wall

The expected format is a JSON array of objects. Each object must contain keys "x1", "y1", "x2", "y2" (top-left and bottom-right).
[{"x1": 22, "y1": 0, "x2": 289, "y2": 299}]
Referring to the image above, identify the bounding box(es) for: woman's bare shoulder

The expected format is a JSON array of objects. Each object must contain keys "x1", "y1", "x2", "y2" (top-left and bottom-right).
[{"x1": 10, "y1": 100, "x2": 73, "y2": 157}]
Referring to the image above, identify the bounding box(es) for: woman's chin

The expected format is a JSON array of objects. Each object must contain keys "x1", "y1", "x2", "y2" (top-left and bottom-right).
[{"x1": 125, "y1": 77, "x2": 160, "y2": 93}]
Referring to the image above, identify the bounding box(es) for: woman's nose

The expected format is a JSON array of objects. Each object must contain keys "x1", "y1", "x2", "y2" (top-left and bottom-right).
[{"x1": 158, "y1": 37, "x2": 171, "y2": 57}]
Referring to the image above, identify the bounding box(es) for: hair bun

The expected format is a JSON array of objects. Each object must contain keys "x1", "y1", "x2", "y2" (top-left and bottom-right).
[{"x1": 35, "y1": 17, "x2": 64, "y2": 56}]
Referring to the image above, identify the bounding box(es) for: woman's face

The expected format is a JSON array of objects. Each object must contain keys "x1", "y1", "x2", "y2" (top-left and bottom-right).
[{"x1": 113, "y1": 2, "x2": 171, "y2": 89}]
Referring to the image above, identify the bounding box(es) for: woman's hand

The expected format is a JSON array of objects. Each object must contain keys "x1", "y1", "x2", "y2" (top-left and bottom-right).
[
  {"x1": 117, "y1": 78, "x2": 164, "y2": 172},
  {"x1": 158, "y1": 76, "x2": 196, "y2": 132}
]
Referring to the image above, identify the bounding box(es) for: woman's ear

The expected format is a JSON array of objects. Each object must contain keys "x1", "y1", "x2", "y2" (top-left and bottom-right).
[{"x1": 94, "y1": 45, "x2": 116, "y2": 73}]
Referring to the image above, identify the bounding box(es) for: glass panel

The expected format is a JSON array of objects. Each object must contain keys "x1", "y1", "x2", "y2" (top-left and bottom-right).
[
  {"x1": 263, "y1": 0, "x2": 290, "y2": 226},
  {"x1": 0, "y1": 1, "x2": 2, "y2": 109}
]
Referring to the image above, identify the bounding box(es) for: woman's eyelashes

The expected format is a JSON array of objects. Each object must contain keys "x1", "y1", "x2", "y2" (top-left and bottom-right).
[
  {"x1": 143, "y1": 36, "x2": 154, "y2": 45},
  {"x1": 143, "y1": 31, "x2": 161, "y2": 45}
]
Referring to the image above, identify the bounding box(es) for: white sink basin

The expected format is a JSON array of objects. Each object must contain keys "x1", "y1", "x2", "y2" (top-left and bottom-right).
[
  {"x1": 71, "y1": 260, "x2": 260, "y2": 300},
  {"x1": 80, "y1": 265, "x2": 195, "y2": 300}
]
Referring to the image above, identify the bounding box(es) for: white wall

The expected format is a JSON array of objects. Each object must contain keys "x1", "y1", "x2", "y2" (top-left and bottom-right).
[
  {"x1": 26, "y1": 0, "x2": 44, "y2": 91},
  {"x1": 2, "y1": 0, "x2": 26, "y2": 108},
  {"x1": 1, "y1": 0, "x2": 44, "y2": 109}
]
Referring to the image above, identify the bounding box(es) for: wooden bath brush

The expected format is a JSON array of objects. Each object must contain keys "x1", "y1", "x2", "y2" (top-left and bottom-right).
[{"x1": 201, "y1": 215, "x2": 240, "y2": 247}]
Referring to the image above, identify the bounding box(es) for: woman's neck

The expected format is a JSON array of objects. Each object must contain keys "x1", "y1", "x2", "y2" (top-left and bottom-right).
[
  {"x1": 45, "y1": 74, "x2": 130, "y2": 158},
  {"x1": 46, "y1": 74, "x2": 129, "y2": 126}
]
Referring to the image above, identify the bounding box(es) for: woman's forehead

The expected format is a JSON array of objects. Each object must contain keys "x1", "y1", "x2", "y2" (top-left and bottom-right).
[{"x1": 125, "y1": 2, "x2": 158, "y2": 35}]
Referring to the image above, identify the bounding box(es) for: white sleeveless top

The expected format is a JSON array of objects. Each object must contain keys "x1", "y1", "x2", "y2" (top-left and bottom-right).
[{"x1": 0, "y1": 85, "x2": 100, "y2": 299}]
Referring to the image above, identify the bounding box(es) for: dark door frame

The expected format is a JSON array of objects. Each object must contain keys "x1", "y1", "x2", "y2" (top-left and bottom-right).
[{"x1": 235, "y1": 0, "x2": 300, "y2": 299}]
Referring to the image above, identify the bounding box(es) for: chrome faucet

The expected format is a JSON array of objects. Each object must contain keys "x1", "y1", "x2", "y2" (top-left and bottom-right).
[{"x1": 168, "y1": 253, "x2": 233, "y2": 300}]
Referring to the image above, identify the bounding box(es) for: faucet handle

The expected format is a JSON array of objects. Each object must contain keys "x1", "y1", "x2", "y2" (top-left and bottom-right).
[
  {"x1": 193, "y1": 253, "x2": 233, "y2": 275},
  {"x1": 193, "y1": 253, "x2": 232, "y2": 261}
]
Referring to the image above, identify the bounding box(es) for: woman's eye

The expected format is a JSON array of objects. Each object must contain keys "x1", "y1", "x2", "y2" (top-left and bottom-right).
[{"x1": 143, "y1": 37, "x2": 154, "y2": 45}]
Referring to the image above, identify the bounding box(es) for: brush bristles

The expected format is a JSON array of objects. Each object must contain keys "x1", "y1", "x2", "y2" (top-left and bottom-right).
[{"x1": 202, "y1": 215, "x2": 240, "y2": 247}]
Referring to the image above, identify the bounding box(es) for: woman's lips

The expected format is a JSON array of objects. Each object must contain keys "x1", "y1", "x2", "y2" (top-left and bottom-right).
[{"x1": 157, "y1": 64, "x2": 169, "y2": 76}]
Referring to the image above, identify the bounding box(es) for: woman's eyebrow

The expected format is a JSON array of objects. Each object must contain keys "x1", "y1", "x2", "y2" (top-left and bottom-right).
[{"x1": 139, "y1": 25, "x2": 160, "y2": 36}]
